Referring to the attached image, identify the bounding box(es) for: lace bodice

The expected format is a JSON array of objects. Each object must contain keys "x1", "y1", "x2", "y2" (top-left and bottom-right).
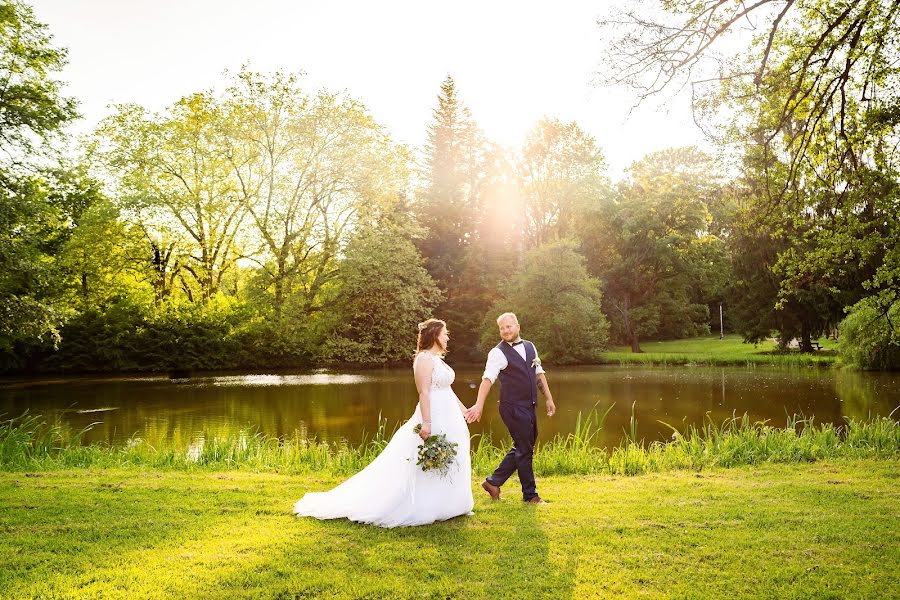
[{"x1": 415, "y1": 352, "x2": 455, "y2": 390}]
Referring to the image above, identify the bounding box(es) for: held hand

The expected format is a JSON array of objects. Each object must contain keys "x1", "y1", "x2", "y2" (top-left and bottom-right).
[
  {"x1": 546, "y1": 398, "x2": 556, "y2": 417},
  {"x1": 464, "y1": 405, "x2": 483, "y2": 423},
  {"x1": 419, "y1": 424, "x2": 432, "y2": 441}
]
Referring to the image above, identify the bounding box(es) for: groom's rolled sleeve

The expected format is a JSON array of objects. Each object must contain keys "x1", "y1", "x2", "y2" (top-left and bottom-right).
[
  {"x1": 482, "y1": 347, "x2": 507, "y2": 383},
  {"x1": 533, "y1": 344, "x2": 546, "y2": 375}
]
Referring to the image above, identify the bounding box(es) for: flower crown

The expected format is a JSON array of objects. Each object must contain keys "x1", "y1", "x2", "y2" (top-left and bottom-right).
[{"x1": 417, "y1": 322, "x2": 427, "y2": 331}]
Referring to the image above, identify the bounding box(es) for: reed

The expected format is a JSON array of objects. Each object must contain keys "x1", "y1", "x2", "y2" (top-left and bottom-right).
[{"x1": 1, "y1": 409, "x2": 897, "y2": 475}]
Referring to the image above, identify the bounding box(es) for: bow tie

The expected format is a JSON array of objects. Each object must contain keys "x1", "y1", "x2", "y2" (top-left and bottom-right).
[{"x1": 510, "y1": 340, "x2": 524, "y2": 346}]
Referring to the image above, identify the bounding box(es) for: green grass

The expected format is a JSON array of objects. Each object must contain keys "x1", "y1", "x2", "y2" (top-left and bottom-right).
[
  {"x1": 2, "y1": 411, "x2": 897, "y2": 597},
  {"x1": 601, "y1": 334, "x2": 837, "y2": 367},
  {"x1": 3, "y1": 411, "x2": 898, "y2": 477},
  {"x1": 1, "y1": 460, "x2": 897, "y2": 598}
]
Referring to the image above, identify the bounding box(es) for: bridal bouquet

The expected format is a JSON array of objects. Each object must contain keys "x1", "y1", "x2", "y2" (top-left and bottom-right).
[{"x1": 413, "y1": 424, "x2": 459, "y2": 477}]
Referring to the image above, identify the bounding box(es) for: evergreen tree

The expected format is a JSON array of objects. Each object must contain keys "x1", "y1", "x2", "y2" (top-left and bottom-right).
[{"x1": 416, "y1": 76, "x2": 487, "y2": 359}]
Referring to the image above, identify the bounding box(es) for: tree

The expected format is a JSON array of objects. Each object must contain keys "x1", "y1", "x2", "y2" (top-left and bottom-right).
[
  {"x1": 601, "y1": 0, "x2": 900, "y2": 195},
  {"x1": 0, "y1": 0, "x2": 77, "y2": 353},
  {"x1": 97, "y1": 95, "x2": 246, "y2": 303},
  {"x1": 722, "y1": 116, "x2": 883, "y2": 350},
  {"x1": 481, "y1": 241, "x2": 609, "y2": 364},
  {"x1": 581, "y1": 148, "x2": 720, "y2": 352},
  {"x1": 838, "y1": 296, "x2": 900, "y2": 370},
  {"x1": 57, "y1": 195, "x2": 146, "y2": 311},
  {"x1": 414, "y1": 76, "x2": 491, "y2": 359},
  {"x1": 601, "y1": 1, "x2": 900, "y2": 355},
  {"x1": 726, "y1": 199, "x2": 838, "y2": 350},
  {"x1": 0, "y1": 1, "x2": 77, "y2": 158},
  {"x1": 518, "y1": 117, "x2": 608, "y2": 248},
  {"x1": 418, "y1": 77, "x2": 484, "y2": 274},
  {"x1": 223, "y1": 68, "x2": 408, "y2": 320},
  {"x1": 323, "y1": 218, "x2": 442, "y2": 364}
]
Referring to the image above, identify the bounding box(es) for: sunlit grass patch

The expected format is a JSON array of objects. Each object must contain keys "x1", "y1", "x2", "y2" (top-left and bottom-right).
[
  {"x1": 1, "y1": 461, "x2": 897, "y2": 598},
  {"x1": 603, "y1": 334, "x2": 838, "y2": 367}
]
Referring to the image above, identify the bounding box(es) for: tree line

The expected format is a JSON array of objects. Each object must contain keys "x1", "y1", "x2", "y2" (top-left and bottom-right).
[{"x1": 1, "y1": 0, "x2": 897, "y2": 372}]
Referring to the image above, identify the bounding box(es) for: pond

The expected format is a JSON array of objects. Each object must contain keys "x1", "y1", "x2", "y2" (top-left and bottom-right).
[{"x1": 1, "y1": 365, "x2": 898, "y2": 449}]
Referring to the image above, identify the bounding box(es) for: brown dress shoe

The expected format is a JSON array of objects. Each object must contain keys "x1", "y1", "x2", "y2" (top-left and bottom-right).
[
  {"x1": 525, "y1": 496, "x2": 548, "y2": 504},
  {"x1": 481, "y1": 480, "x2": 502, "y2": 500}
]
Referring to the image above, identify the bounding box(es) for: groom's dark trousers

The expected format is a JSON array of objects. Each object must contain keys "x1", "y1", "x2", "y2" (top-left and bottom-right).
[
  {"x1": 485, "y1": 340, "x2": 540, "y2": 501},
  {"x1": 487, "y1": 402, "x2": 538, "y2": 501}
]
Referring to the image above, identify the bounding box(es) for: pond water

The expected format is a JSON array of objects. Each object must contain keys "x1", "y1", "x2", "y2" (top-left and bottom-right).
[{"x1": 1, "y1": 365, "x2": 897, "y2": 449}]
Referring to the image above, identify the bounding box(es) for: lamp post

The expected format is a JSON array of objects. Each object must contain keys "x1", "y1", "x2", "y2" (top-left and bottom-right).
[{"x1": 719, "y1": 303, "x2": 724, "y2": 340}]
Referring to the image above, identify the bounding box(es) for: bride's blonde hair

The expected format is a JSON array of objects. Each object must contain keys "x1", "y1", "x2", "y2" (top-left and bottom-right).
[{"x1": 415, "y1": 318, "x2": 447, "y2": 355}]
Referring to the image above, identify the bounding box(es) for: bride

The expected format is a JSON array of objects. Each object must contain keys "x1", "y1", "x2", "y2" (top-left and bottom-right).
[{"x1": 293, "y1": 318, "x2": 474, "y2": 527}]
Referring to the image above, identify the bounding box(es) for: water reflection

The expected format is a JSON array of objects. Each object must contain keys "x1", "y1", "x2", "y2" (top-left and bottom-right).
[
  {"x1": 1, "y1": 366, "x2": 897, "y2": 449},
  {"x1": 206, "y1": 374, "x2": 375, "y2": 387}
]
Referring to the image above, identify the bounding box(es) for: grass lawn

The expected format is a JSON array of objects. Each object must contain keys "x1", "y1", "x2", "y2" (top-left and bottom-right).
[
  {"x1": 602, "y1": 334, "x2": 837, "y2": 367},
  {"x1": 1, "y1": 460, "x2": 897, "y2": 599}
]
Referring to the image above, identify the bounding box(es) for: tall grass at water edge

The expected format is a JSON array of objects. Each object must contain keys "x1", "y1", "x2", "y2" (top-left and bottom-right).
[{"x1": 1, "y1": 407, "x2": 898, "y2": 476}]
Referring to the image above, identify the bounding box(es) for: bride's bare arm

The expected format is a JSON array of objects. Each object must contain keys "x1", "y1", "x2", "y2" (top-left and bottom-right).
[
  {"x1": 464, "y1": 378, "x2": 493, "y2": 423},
  {"x1": 413, "y1": 353, "x2": 433, "y2": 439}
]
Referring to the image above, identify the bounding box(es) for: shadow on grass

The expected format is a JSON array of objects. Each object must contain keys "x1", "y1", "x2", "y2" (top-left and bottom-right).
[
  {"x1": 0, "y1": 471, "x2": 251, "y2": 597},
  {"x1": 209, "y1": 482, "x2": 578, "y2": 599}
]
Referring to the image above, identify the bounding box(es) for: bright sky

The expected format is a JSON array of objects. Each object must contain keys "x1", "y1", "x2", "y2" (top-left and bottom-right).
[{"x1": 31, "y1": 0, "x2": 707, "y2": 179}]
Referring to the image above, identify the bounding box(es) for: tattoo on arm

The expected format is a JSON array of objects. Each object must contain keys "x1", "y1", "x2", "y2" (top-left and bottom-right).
[{"x1": 538, "y1": 379, "x2": 549, "y2": 397}]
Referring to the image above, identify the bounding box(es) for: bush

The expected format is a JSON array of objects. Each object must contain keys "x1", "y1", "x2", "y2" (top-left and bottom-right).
[
  {"x1": 838, "y1": 298, "x2": 900, "y2": 371},
  {"x1": 28, "y1": 295, "x2": 268, "y2": 373},
  {"x1": 322, "y1": 224, "x2": 441, "y2": 365}
]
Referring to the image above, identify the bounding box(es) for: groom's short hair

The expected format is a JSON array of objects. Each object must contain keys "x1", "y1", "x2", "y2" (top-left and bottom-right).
[{"x1": 496, "y1": 312, "x2": 519, "y2": 325}]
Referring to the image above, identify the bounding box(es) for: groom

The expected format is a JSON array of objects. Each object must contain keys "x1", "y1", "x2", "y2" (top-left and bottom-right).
[{"x1": 465, "y1": 312, "x2": 556, "y2": 504}]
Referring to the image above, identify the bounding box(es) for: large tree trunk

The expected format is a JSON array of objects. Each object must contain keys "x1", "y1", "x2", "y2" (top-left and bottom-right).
[
  {"x1": 630, "y1": 334, "x2": 643, "y2": 354},
  {"x1": 151, "y1": 245, "x2": 167, "y2": 304},
  {"x1": 620, "y1": 294, "x2": 643, "y2": 353},
  {"x1": 799, "y1": 322, "x2": 813, "y2": 353}
]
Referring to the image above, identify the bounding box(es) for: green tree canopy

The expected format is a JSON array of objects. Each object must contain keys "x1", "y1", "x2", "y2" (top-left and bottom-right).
[
  {"x1": 581, "y1": 147, "x2": 721, "y2": 352},
  {"x1": 323, "y1": 218, "x2": 441, "y2": 365},
  {"x1": 481, "y1": 241, "x2": 609, "y2": 364},
  {"x1": 518, "y1": 117, "x2": 608, "y2": 247},
  {"x1": 602, "y1": 0, "x2": 900, "y2": 359},
  {"x1": 0, "y1": 1, "x2": 78, "y2": 355}
]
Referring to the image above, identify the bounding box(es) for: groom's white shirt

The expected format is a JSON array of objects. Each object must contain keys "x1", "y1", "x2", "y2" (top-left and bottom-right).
[{"x1": 482, "y1": 339, "x2": 546, "y2": 383}]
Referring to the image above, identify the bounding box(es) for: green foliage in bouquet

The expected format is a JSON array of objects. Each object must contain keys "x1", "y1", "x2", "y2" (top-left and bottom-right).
[{"x1": 412, "y1": 424, "x2": 459, "y2": 477}]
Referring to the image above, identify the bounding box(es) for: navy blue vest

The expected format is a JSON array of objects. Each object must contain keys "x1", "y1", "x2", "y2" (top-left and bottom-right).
[{"x1": 497, "y1": 340, "x2": 538, "y2": 407}]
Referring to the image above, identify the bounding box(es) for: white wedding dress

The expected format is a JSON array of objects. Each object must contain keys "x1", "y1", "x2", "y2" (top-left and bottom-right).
[{"x1": 293, "y1": 351, "x2": 474, "y2": 527}]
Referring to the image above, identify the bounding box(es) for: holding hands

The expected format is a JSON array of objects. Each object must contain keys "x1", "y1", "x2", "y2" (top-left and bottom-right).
[{"x1": 464, "y1": 398, "x2": 555, "y2": 422}]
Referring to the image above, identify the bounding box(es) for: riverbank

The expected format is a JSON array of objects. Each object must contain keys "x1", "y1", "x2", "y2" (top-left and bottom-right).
[
  {"x1": 1, "y1": 459, "x2": 897, "y2": 598},
  {"x1": 3, "y1": 412, "x2": 897, "y2": 475},
  {"x1": 600, "y1": 334, "x2": 838, "y2": 367},
  {"x1": 0, "y1": 335, "x2": 838, "y2": 378}
]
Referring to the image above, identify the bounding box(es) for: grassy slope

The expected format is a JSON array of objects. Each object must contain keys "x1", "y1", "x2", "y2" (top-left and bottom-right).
[
  {"x1": 1, "y1": 460, "x2": 898, "y2": 599},
  {"x1": 601, "y1": 334, "x2": 837, "y2": 367}
]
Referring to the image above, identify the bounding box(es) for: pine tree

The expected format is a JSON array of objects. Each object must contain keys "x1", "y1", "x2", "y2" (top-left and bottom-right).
[{"x1": 415, "y1": 76, "x2": 487, "y2": 359}]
